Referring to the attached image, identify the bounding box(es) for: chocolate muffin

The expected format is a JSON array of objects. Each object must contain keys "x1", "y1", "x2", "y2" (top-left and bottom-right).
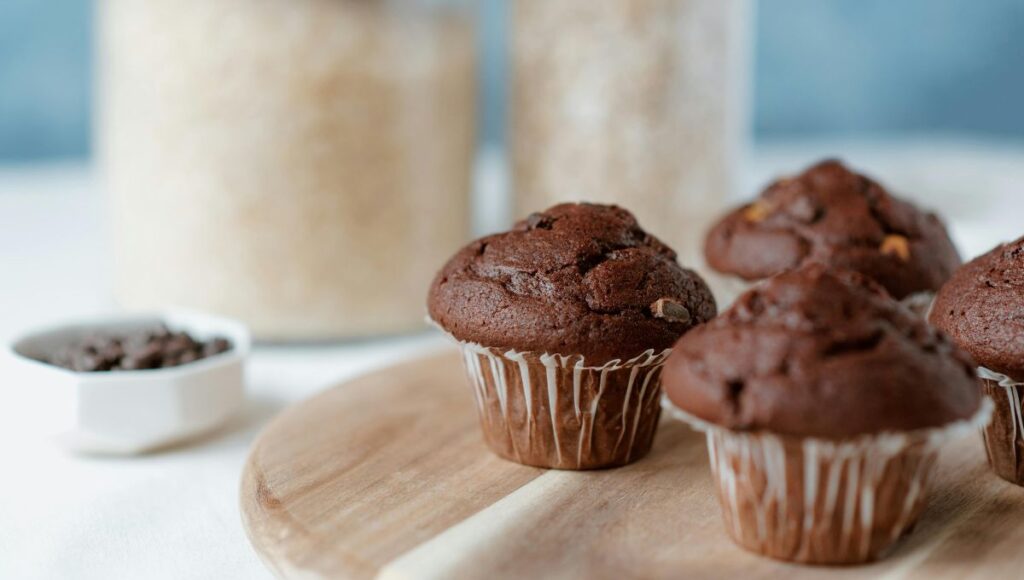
[
  {"x1": 930, "y1": 235, "x2": 1024, "y2": 485},
  {"x1": 663, "y1": 264, "x2": 986, "y2": 565},
  {"x1": 705, "y1": 159, "x2": 961, "y2": 302},
  {"x1": 429, "y1": 202, "x2": 717, "y2": 469}
]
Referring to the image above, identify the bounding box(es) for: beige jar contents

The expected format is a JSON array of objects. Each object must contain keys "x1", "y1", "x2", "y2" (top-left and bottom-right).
[
  {"x1": 511, "y1": 0, "x2": 749, "y2": 277},
  {"x1": 99, "y1": 0, "x2": 476, "y2": 340}
]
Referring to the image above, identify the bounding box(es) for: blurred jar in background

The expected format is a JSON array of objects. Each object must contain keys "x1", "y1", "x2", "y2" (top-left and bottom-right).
[
  {"x1": 511, "y1": 0, "x2": 749, "y2": 274},
  {"x1": 98, "y1": 0, "x2": 476, "y2": 341}
]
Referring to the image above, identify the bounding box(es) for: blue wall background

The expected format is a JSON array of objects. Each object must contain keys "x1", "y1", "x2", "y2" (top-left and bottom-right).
[
  {"x1": 0, "y1": 0, "x2": 91, "y2": 160},
  {"x1": 0, "y1": 0, "x2": 1022, "y2": 161},
  {"x1": 757, "y1": 0, "x2": 1024, "y2": 138}
]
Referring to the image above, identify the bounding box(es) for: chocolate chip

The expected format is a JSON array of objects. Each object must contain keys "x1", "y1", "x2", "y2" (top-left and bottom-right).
[
  {"x1": 132, "y1": 344, "x2": 164, "y2": 369},
  {"x1": 651, "y1": 298, "x2": 692, "y2": 324},
  {"x1": 164, "y1": 334, "x2": 193, "y2": 358},
  {"x1": 36, "y1": 324, "x2": 232, "y2": 373},
  {"x1": 77, "y1": 353, "x2": 108, "y2": 372},
  {"x1": 203, "y1": 338, "x2": 231, "y2": 357}
]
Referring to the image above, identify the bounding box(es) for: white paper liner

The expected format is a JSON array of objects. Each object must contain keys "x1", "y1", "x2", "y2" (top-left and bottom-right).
[
  {"x1": 977, "y1": 366, "x2": 1024, "y2": 483},
  {"x1": 978, "y1": 366, "x2": 1024, "y2": 388},
  {"x1": 431, "y1": 319, "x2": 670, "y2": 468},
  {"x1": 978, "y1": 367, "x2": 1024, "y2": 444},
  {"x1": 663, "y1": 397, "x2": 993, "y2": 563},
  {"x1": 461, "y1": 341, "x2": 669, "y2": 469}
]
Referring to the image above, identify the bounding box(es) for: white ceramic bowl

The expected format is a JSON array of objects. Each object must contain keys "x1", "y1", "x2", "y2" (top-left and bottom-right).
[{"x1": 6, "y1": 310, "x2": 249, "y2": 454}]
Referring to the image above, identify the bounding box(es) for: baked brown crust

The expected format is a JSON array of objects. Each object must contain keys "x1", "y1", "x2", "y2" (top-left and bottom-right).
[
  {"x1": 428, "y1": 203, "x2": 717, "y2": 361},
  {"x1": 930, "y1": 236, "x2": 1024, "y2": 381},
  {"x1": 704, "y1": 159, "x2": 961, "y2": 299},
  {"x1": 663, "y1": 264, "x2": 980, "y2": 438}
]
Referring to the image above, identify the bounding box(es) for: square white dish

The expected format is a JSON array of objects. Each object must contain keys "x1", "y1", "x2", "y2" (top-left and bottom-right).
[{"x1": 6, "y1": 310, "x2": 249, "y2": 454}]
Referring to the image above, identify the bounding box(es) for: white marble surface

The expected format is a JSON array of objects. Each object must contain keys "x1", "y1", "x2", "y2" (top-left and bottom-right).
[{"x1": 1, "y1": 138, "x2": 1022, "y2": 579}]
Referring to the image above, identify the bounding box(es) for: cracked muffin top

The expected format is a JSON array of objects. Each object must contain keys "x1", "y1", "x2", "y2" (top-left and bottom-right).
[
  {"x1": 663, "y1": 264, "x2": 980, "y2": 438},
  {"x1": 704, "y1": 159, "x2": 961, "y2": 300},
  {"x1": 930, "y1": 236, "x2": 1024, "y2": 381},
  {"x1": 428, "y1": 203, "x2": 717, "y2": 361}
]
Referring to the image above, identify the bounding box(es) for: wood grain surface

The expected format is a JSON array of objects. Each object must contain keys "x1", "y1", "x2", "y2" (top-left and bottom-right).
[{"x1": 240, "y1": 349, "x2": 1024, "y2": 579}]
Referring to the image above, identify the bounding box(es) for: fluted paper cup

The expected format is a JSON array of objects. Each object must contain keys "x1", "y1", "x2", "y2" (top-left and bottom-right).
[
  {"x1": 978, "y1": 367, "x2": 1024, "y2": 485},
  {"x1": 449, "y1": 333, "x2": 670, "y2": 470},
  {"x1": 664, "y1": 398, "x2": 992, "y2": 564}
]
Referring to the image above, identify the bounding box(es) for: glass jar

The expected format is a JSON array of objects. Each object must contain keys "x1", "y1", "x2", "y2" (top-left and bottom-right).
[
  {"x1": 511, "y1": 0, "x2": 750, "y2": 275},
  {"x1": 98, "y1": 0, "x2": 477, "y2": 340}
]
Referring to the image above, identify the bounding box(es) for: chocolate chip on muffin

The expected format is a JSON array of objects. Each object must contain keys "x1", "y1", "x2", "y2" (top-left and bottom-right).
[
  {"x1": 662, "y1": 264, "x2": 985, "y2": 564},
  {"x1": 428, "y1": 202, "x2": 717, "y2": 469},
  {"x1": 931, "y1": 235, "x2": 1024, "y2": 484},
  {"x1": 705, "y1": 159, "x2": 961, "y2": 300}
]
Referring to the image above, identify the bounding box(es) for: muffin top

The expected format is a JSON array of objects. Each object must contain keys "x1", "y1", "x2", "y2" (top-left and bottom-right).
[
  {"x1": 663, "y1": 264, "x2": 980, "y2": 439},
  {"x1": 704, "y1": 159, "x2": 961, "y2": 299},
  {"x1": 930, "y1": 236, "x2": 1024, "y2": 381},
  {"x1": 428, "y1": 203, "x2": 717, "y2": 361}
]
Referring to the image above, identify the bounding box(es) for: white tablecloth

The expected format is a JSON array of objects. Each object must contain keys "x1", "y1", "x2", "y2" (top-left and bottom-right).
[{"x1": 1, "y1": 138, "x2": 1023, "y2": 579}]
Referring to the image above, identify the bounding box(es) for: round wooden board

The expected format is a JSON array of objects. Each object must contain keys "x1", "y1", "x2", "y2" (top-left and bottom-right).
[{"x1": 241, "y1": 349, "x2": 1024, "y2": 580}]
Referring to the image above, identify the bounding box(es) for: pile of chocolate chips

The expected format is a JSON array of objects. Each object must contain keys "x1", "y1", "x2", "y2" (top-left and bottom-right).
[{"x1": 42, "y1": 325, "x2": 232, "y2": 372}]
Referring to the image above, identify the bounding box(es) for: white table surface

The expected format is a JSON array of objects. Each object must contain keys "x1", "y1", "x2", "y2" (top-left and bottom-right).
[{"x1": 1, "y1": 138, "x2": 1023, "y2": 579}]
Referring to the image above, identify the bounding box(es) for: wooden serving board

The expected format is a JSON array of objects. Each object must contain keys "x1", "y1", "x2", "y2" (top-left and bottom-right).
[{"x1": 241, "y1": 350, "x2": 1024, "y2": 580}]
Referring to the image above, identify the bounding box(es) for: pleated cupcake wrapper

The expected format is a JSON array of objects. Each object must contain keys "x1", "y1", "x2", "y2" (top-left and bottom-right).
[
  {"x1": 978, "y1": 366, "x2": 1024, "y2": 388},
  {"x1": 428, "y1": 315, "x2": 671, "y2": 470},
  {"x1": 457, "y1": 340, "x2": 671, "y2": 469},
  {"x1": 977, "y1": 367, "x2": 1024, "y2": 485},
  {"x1": 663, "y1": 398, "x2": 992, "y2": 564}
]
